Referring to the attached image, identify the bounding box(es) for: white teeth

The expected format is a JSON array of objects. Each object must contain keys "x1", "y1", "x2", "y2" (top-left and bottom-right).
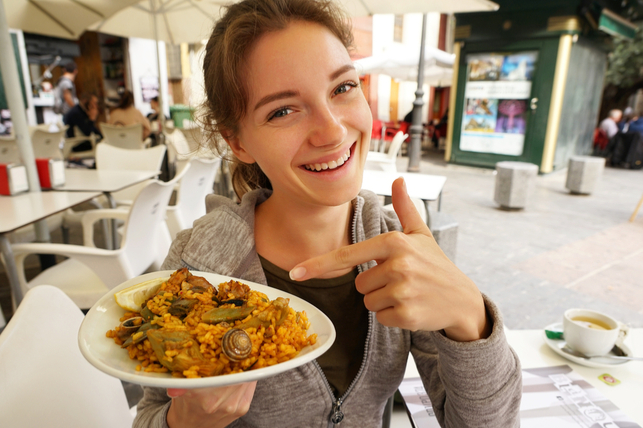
[{"x1": 306, "y1": 148, "x2": 351, "y2": 172}]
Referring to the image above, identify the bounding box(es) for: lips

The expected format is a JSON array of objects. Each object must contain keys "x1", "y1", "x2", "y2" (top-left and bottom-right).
[{"x1": 303, "y1": 146, "x2": 352, "y2": 172}]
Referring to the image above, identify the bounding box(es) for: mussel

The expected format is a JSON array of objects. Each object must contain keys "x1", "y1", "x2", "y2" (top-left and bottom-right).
[
  {"x1": 116, "y1": 317, "x2": 144, "y2": 340},
  {"x1": 120, "y1": 322, "x2": 160, "y2": 348},
  {"x1": 221, "y1": 328, "x2": 252, "y2": 362}
]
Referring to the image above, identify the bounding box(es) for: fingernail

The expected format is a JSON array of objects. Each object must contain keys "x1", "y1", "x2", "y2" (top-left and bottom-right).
[
  {"x1": 167, "y1": 389, "x2": 180, "y2": 398},
  {"x1": 289, "y1": 266, "x2": 306, "y2": 281},
  {"x1": 401, "y1": 177, "x2": 407, "y2": 193}
]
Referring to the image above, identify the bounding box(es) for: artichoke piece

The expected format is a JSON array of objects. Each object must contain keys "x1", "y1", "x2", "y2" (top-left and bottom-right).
[
  {"x1": 237, "y1": 297, "x2": 290, "y2": 330},
  {"x1": 140, "y1": 304, "x2": 155, "y2": 322},
  {"x1": 201, "y1": 304, "x2": 256, "y2": 324},
  {"x1": 168, "y1": 299, "x2": 198, "y2": 318},
  {"x1": 220, "y1": 299, "x2": 245, "y2": 306},
  {"x1": 147, "y1": 330, "x2": 224, "y2": 377}
]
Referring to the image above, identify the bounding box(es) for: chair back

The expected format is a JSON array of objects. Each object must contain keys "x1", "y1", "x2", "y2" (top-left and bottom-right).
[
  {"x1": 167, "y1": 157, "x2": 221, "y2": 239},
  {"x1": 96, "y1": 143, "x2": 166, "y2": 171},
  {"x1": 31, "y1": 128, "x2": 66, "y2": 159},
  {"x1": 387, "y1": 131, "x2": 408, "y2": 161},
  {"x1": 165, "y1": 126, "x2": 194, "y2": 162},
  {"x1": 101, "y1": 123, "x2": 146, "y2": 150},
  {"x1": 0, "y1": 137, "x2": 20, "y2": 164},
  {"x1": 62, "y1": 127, "x2": 98, "y2": 160},
  {"x1": 121, "y1": 167, "x2": 187, "y2": 274},
  {"x1": 0, "y1": 286, "x2": 134, "y2": 428},
  {"x1": 180, "y1": 124, "x2": 203, "y2": 153}
]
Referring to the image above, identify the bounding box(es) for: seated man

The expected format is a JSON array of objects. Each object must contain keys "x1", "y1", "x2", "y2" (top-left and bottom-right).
[{"x1": 63, "y1": 93, "x2": 103, "y2": 152}]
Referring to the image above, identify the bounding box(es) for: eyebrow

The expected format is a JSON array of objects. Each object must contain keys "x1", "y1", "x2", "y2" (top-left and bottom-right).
[{"x1": 252, "y1": 64, "x2": 357, "y2": 112}]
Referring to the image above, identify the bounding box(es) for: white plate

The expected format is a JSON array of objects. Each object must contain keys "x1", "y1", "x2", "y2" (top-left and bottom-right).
[
  {"x1": 542, "y1": 322, "x2": 633, "y2": 368},
  {"x1": 79, "y1": 270, "x2": 336, "y2": 389}
]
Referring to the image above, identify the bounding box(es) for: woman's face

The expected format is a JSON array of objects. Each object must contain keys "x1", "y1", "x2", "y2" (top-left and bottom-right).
[{"x1": 228, "y1": 21, "x2": 372, "y2": 208}]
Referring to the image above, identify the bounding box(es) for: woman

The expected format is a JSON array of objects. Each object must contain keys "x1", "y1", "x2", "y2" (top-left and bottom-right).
[
  {"x1": 107, "y1": 89, "x2": 152, "y2": 140},
  {"x1": 134, "y1": 0, "x2": 522, "y2": 427}
]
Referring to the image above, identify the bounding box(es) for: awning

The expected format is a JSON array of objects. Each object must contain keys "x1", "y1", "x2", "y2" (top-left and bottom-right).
[{"x1": 599, "y1": 8, "x2": 637, "y2": 40}]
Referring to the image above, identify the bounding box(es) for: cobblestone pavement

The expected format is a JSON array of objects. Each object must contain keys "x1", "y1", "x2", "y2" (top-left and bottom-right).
[{"x1": 403, "y1": 149, "x2": 643, "y2": 330}]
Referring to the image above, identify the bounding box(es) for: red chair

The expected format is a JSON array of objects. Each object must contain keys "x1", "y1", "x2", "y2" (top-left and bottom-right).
[{"x1": 371, "y1": 120, "x2": 383, "y2": 140}]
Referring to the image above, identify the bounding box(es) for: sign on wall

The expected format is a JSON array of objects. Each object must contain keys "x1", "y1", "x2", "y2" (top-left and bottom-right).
[{"x1": 460, "y1": 51, "x2": 538, "y2": 156}]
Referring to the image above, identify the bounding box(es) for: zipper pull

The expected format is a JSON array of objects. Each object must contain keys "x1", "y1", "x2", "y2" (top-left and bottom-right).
[{"x1": 331, "y1": 399, "x2": 344, "y2": 425}]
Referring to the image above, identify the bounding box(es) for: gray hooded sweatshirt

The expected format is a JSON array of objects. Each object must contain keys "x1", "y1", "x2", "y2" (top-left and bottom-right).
[{"x1": 133, "y1": 189, "x2": 522, "y2": 428}]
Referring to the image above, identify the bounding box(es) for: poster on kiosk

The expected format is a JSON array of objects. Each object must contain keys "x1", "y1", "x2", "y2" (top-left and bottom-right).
[{"x1": 459, "y1": 51, "x2": 538, "y2": 157}]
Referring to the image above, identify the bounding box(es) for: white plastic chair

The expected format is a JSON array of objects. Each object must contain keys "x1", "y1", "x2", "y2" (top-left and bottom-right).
[
  {"x1": 0, "y1": 136, "x2": 20, "y2": 164},
  {"x1": 166, "y1": 157, "x2": 221, "y2": 239},
  {"x1": 62, "y1": 126, "x2": 99, "y2": 160},
  {"x1": 101, "y1": 123, "x2": 150, "y2": 150},
  {"x1": 11, "y1": 176, "x2": 178, "y2": 309},
  {"x1": 0, "y1": 285, "x2": 134, "y2": 428},
  {"x1": 365, "y1": 131, "x2": 408, "y2": 173},
  {"x1": 31, "y1": 127, "x2": 66, "y2": 159},
  {"x1": 96, "y1": 143, "x2": 167, "y2": 205}
]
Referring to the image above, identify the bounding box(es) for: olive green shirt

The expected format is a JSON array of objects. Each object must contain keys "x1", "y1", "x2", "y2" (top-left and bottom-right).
[{"x1": 259, "y1": 255, "x2": 367, "y2": 397}]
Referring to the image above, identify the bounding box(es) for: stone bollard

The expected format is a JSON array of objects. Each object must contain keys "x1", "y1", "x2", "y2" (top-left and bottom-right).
[
  {"x1": 427, "y1": 207, "x2": 458, "y2": 263},
  {"x1": 565, "y1": 156, "x2": 605, "y2": 195},
  {"x1": 494, "y1": 161, "x2": 539, "y2": 209}
]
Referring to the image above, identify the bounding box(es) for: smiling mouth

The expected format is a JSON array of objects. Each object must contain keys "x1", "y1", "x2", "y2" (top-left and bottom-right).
[{"x1": 303, "y1": 146, "x2": 352, "y2": 172}]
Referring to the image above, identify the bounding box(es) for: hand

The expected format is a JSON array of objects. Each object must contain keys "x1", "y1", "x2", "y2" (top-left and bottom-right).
[
  {"x1": 289, "y1": 178, "x2": 490, "y2": 342},
  {"x1": 166, "y1": 381, "x2": 257, "y2": 428}
]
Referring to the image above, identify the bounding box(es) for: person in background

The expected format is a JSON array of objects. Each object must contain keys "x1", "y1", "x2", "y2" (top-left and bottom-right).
[
  {"x1": 54, "y1": 61, "x2": 78, "y2": 116},
  {"x1": 598, "y1": 109, "x2": 622, "y2": 139},
  {"x1": 63, "y1": 93, "x2": 103, "y2": 152},
  {"x1": 626, "y1": 110, "x2": 643, "y2": 136},
  {"x1": 108, "y1": 89, "x2": 152, "y2": 140},
  {"x1": 133, "y1": 0, "x2": 522, "y2": 427},
  {"x1": 619, "y1": 107, "x2": 634, "y2": 133}
]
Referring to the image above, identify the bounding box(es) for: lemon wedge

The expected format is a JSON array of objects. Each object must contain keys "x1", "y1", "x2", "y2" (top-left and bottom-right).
[{"x1": 114, "y1": 277, "x2": 166, "y2": 312}]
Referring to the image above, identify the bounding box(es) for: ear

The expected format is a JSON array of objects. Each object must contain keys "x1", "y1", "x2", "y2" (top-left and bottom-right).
[{"x1": 221, "y1": 129, "x2": 255, "y2": 164}]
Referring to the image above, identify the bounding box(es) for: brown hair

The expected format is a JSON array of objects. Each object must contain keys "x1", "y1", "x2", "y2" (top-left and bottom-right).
[
  {"x1": 199, "y1": 0, "x2": 353, "y2": 199},
  {"x1": 116, "y1": 89, "x2": 134, "y2": 110}
]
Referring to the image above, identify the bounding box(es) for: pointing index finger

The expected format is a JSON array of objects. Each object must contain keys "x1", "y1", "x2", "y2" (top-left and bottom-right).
[{"x1": 289, "y1": 237, "x2": 388, "y2": 281}]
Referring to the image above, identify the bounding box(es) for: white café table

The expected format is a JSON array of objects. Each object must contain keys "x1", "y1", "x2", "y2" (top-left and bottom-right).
[
  {"x1": 0, "y1": 191, "x2": 102, "y2": 327},
  {"x1": 361, "y1": 170, "x2": 447, "y2": 214},
  {"x1": 392, "y1": 328, "x2": 643, "y2": 427},
  {"x1": 56, "y1": 169, "x2": 160, "y2": 248}
]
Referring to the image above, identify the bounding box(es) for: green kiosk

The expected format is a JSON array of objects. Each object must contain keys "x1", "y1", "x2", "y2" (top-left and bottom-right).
[{"x1": 445, "y1": 0, "x2": 637, "y2": 173}]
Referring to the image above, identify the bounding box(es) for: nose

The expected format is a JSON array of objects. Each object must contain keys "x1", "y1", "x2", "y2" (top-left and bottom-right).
[{"x1": 307, "y1": 103, "x2": 347, "y2": 148}]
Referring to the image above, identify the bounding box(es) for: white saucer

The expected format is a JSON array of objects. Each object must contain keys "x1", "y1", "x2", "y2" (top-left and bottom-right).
[{"x1": 543, "y1": 322, "x2": 633, "y2": 368}]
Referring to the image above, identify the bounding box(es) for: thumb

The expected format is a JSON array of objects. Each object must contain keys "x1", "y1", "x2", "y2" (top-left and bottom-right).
[{"x1": 391, "y1": 177, "x2": 429, "y2": 235}]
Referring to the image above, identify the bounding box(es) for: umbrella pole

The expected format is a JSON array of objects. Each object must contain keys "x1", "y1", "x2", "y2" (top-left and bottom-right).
[
  {"x1": 407, "y1": 13, "x2": 427, "y2": 173},
  {"x1": 151, "y1": 0, "x2": 164, "y2": 136}
]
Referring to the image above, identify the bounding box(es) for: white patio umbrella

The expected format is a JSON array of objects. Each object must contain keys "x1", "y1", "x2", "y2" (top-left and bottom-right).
[
  {"x1": 354, "y1": 45, "x2": 455, "y2": 86},
  {"x1": 5, "y1": 0, "x2": 140, "y2": 39},
  {"x1": 338, "y1": 0, "x2": 498, "y2": 16},
  {"x1": 89, "y1": 0, "x2": 226, "y2": 132}
]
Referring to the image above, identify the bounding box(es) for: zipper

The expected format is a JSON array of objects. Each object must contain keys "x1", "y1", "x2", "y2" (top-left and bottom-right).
[{"x1": 313, "y1": 196, "x2": 374, "y2": 427}]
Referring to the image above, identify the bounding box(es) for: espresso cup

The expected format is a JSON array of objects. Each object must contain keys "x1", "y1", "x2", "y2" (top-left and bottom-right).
[{"x1": 563, "y1": 309, "x2": 629, "y2": 357}]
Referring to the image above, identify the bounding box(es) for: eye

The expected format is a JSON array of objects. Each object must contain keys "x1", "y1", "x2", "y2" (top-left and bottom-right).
[
  {"x1": 333, "y1": 81, "x2": 358, "y2": 97},
  {"x1": 268, "y1": 107, "x2": 293, "y2": 121}
]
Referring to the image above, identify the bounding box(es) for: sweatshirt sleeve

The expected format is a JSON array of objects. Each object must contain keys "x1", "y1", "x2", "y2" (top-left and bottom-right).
[
  {"x1": 133, "y1": 229, "x2": 194, "y2": 428},
  {"x1": 411, "y1": 294, "x2": 522, "y2": 428}
]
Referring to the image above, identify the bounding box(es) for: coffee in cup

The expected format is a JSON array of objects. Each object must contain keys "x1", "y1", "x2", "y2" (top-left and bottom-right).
[{"x1": 563, "y1": 309, "x2": 629, "y2": 357}]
